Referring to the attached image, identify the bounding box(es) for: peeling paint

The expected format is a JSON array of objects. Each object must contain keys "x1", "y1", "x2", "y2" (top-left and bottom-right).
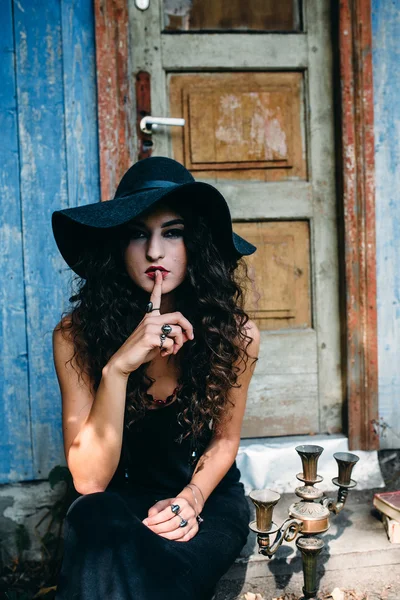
[
  {"x1": 264, "y1": 117, "x2": 287, "y2": 159},
  {"x1": 95, "y1": 0, "x2": 132, "y2": 200},
  {"x1": 215, "y1": 92, "x2": 287, "y2": 160},
  {"x1": 1, "y1": 0, "x2": 99, "y2": 483},
  {"x1": 372, "y1": 0, "x2": 400, "y2": 450},
  {"x1": 340, "y1": 0, "x2": 378, "y2": 451}
]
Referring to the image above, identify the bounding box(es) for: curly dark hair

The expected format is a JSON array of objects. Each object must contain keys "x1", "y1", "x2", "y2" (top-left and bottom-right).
[{"x1": 56, "y1": 195, "x2": 258, "y2": 456}]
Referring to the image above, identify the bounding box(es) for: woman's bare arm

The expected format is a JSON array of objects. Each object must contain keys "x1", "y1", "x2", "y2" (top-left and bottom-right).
[
  {"x1": 53, "y1": 321, "x2": 129, "y2": 495},
  {"x1": 53, "y1": 273, "x2": 193, "y2": 495}
]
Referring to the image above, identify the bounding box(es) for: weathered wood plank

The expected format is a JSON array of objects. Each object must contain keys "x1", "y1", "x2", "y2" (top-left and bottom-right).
[
  {"x1": 306, "y1": 0, "x2": 343, "y2": 437},
  {"x1": 242, "y1": 329, "x2": 319, "y2": 437},
  {"x1": 94, "y1": 0, "x2": 133, "y2": 200},
  {"x1": 339, "y1": 0, "x2": 378, "y2": 450},
  {"x1": 14, "y1": 0, "x2": 70, "y2": 479},
  {"x1": 372, "y1": 0, "x2": 400, "y2": 450},
  {"x1": 250, "y1": 329, "x2": 318, "y2": 375},
  {"x1": 0, "y1": 0, "x2": 33, "y2": 482},
  {"x1": 61, "y1": 0, "x2": 100, "y2": 209},
  {"x1": 242, "y1": 375, "x2": 319, "y2": 438},
  {"x1": 161, "y1": 33, "x2": 308, "y2": 69},
  {"x1": 209, "y1": 181, "x2": 313, "y2": 219}
]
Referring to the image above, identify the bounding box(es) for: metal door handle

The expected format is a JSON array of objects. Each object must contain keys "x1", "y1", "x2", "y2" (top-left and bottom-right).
[{"x1": 140, "y1": 116, "x2": 185, "y2": 134}]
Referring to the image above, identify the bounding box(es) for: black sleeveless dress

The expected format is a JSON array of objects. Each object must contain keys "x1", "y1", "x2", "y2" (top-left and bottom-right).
[{"x1": 55, "y1": 399, "x2": 250, "y2": 600}]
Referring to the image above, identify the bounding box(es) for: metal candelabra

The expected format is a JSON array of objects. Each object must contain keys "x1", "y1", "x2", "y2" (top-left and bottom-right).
[{"x1": 249, "y1": 445, "x2": 359, "y2": 600}]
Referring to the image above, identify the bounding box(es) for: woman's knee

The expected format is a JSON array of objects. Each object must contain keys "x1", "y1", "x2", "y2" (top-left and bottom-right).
[{"x1": 65, "y1": 490, "x2": 122, "y2": 524}]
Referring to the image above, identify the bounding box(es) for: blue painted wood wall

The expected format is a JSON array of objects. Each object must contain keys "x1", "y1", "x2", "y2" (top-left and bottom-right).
[
  {"x1": 372, "y1": 1, "x2": 400, "y2": 449},
  {"x1": 0, "y1": 0, "x2": 100, "y2": 483}
]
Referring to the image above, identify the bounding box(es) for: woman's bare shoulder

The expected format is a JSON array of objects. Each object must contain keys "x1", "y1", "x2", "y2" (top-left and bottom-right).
[
  {"x1": 231, "y1": 317, "x2": 260, "y2": 363},
  {"x1": 234, "y1": 316, "x2": 260, "y2": 345},
  {"x1": 52, "y1": 314, "x2": 89, "y2": 383},
  {"x1": 242, "y1": 319, "x2": 260, "y2": 358},
  {"x1": 53, "y1": 314, "x2": 73, "y2": 338},
  {"x1": 243, "y1": 318, "x2": 260, "y2": 339}
]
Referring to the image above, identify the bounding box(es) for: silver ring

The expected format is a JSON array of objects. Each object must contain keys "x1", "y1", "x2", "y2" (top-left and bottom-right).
[
  {"x1": 178, "y1": 516, "x2": 188, "y2": 528},
  {"x1": 159, "y1": 333, "x2": 166, "y2": 348},
  {"x1": 161, "y1": 323, "x2": 172, "y2": 335},
  {"x1": 146, "y1": 302, "x2": 161, "y2": 313},
  {"x1": 170, "y1": 504, "x2": 187, "y2": 527}
]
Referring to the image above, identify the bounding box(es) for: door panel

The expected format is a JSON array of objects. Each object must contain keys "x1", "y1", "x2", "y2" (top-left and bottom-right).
[
  {"x1": 233, "y1": 221, "x2": 311, "y2": 331},
  {"x1": 129, "y1": 0, "x2": 342, "y2": 438},
  {"x1": 169, "y1": 72, "x2": 306, "y2": 180}
]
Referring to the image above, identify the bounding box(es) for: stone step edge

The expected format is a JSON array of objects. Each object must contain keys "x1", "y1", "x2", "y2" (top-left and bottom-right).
[{"x1": 222, "y1": 546, "x2": 400, "y2": 581}]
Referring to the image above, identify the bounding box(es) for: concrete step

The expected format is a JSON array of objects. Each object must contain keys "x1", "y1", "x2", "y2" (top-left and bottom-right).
[{"x1": 214, "y1": 489, "x2": 400, "y2": 599}]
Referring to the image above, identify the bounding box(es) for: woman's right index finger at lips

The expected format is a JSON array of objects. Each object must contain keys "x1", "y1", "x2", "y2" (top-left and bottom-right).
[
  {"x1": 147, "y1": 272, "x2": 194, "y2": 339},
  {"x1": 149, "y1": 270, "x2": 162, "y2": 314}
]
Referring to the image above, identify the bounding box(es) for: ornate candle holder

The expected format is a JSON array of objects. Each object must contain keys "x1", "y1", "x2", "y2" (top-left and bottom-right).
[{"x1": 249, "y1": 445, "x2": 359, "y2": 600}]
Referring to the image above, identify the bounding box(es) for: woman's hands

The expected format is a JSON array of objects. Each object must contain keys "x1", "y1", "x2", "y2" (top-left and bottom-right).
[
  {"x1": 142, "y1": 495, "x2": 200, "y2": 542},
  {"x1": 108, "y1": 270, "x2": 194, "y2": 377}
]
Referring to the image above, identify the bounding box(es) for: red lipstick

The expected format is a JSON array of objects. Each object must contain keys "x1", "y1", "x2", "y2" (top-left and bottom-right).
[
  {"x1": 145, "y1": 266, "x2": 169, "y2": 279},
  {"x1": 145, "y1": 266, "x2": 169, "y2": 273}
]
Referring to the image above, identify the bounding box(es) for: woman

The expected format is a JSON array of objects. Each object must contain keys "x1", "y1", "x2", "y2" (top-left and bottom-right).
[{"x1": 51, "y1": 156, "x2": 260, "y2": 599}]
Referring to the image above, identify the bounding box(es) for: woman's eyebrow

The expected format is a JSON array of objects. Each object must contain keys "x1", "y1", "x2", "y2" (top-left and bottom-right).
[
  {"x1": 161, "y1": 218, "x2": 184, "y2": 228},
  {"x1": 131, "y1": 218, "x2": 184, "y2": 229}
]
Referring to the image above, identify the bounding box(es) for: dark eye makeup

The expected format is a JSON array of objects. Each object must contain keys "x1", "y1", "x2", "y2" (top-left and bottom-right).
[{"x1": 127, "y1": 228, "x2": 184, "y2": 239}]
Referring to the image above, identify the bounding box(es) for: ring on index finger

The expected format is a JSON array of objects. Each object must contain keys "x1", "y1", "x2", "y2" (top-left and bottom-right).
[
  {"x1": 146, "y1": 302, "x2": 160, "y2": 313},
  {"x1": 161, "y1": 324, "x2": 172, "y2": 335}
]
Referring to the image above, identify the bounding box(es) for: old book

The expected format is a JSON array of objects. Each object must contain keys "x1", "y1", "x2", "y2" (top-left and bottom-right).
[
  {"x1": 373, "y1": 490, "x2": 400, "y2": 522},
  {"x1": 382, "y1": 514, "x2": 400, "y2": 544}
]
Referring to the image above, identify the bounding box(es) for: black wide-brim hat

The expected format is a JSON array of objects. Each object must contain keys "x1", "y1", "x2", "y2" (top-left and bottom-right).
[{"x1": 52, "y1": 156, "x2": 257, "y2": 278}]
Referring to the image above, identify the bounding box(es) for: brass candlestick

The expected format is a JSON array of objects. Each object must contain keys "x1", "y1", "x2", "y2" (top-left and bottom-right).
[{"x1": 249, "y1": 444, "x2": 359, "y2": 600}]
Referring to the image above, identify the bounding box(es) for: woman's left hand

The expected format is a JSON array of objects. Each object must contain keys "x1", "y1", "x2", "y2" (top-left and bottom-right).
[{"x1": 142, "y1": 496, "x2": 199, "y2": 542}]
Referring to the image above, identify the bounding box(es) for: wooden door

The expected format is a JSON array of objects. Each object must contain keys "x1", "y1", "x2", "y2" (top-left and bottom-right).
[{"x1": 129, "y1": 0, "x2": 342, "y2": 438}]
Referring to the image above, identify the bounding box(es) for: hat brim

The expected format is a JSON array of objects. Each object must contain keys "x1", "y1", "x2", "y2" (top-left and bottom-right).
[{"x1": 52, "y1": 181, "x2": 256, "y2": 278}]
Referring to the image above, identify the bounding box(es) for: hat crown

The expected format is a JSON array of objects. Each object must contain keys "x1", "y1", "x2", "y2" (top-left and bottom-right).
[{"x1": 114, "y1": 156, "x2": 195, "y2": 199}]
